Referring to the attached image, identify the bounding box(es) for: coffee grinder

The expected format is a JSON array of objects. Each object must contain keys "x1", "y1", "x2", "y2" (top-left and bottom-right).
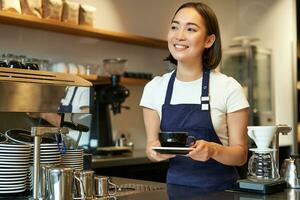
[
  {"x1": 89, "y1": 59, "x2": 130, "y2": 150},
  {"x1": 235, "y1": 125, "x2": 292, "y2": 194}
]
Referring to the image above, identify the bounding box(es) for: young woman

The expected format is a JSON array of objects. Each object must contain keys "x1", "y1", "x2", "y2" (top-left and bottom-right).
[{"x1": 140, "y1": 2, "x2": 249, "y2": 190}]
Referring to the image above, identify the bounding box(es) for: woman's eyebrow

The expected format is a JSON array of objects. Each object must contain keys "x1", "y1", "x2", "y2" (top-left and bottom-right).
[
  {"x1": 171, "y1": 20, "x2": 200, "y2": 28},
  {"x1": 186, "y1": 22, "x2": 200, "y2": 28}
]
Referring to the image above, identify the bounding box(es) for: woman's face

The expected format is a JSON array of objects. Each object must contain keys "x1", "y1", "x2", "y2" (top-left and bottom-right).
[{"x1": 167, "y1": 7, "x2": 214, "y2": 65}]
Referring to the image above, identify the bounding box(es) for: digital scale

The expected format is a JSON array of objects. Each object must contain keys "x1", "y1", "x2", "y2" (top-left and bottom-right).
[{"x1": 234, "y1": 179, "x2": 286, "y2": 194}]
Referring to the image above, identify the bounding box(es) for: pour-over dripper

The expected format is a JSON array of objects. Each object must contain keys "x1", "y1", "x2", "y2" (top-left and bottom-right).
[
  {"x1": 246, "y1": 125, "x2": 292, "y2": 183},
  {"x1": 247, "y1": 126, "x2": 277, "y2": 150}
]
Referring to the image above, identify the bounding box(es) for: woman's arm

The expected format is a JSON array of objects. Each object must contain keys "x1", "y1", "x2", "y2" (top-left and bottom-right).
[
  {"x1": 188, "y1": 108, "x2": 249, "y2": 166},
  {"x1": 143, "y1": 107, "x2": 175, "y2": 162}
]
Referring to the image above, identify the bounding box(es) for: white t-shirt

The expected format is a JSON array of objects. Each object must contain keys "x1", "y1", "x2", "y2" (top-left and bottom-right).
[
  {"x1": 139, "y1": 70, "x2": 249, "y2": 146},
  {"x1": 61, "y1": 86, "x2": 90, "y2": 113},
  {"x1": 61, "y1": 86, "x2": 91, "y2": 146}
]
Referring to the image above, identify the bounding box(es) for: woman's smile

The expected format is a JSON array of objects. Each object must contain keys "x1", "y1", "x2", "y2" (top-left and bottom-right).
[{"x1": 173, "y1": 43, "x2": 189, "y2": 51}]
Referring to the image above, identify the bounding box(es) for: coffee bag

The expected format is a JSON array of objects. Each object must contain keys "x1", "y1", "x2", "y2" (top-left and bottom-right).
[
  {"x1": 1, "y1": 0, "x2": 22, "y2": 14},
  {"x1": 20, "y1": 0, "x2": 42, "y2": 18},
  {"x1": 61, "y1": 0, "x2": 79, "y2": 25},
  {"x1": 42, "y1": 0, "x2": 62, "y2": 20},
  {"x1": 79, "y1": 4, "x2": 96, "y2": 27}
]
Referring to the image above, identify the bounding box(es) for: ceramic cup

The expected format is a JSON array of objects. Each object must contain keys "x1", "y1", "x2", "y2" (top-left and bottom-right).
[
  {"x1": 159, "y1": 132, "x2": 196, "y2": 147},
  {"x1": 247, "y1": 126, "x2": 277, "y2": 149}
]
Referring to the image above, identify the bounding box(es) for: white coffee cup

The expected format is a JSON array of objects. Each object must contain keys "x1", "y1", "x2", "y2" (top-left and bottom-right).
[{"x1": 247, "y1": 126, "x2": 277, "y2": 149}]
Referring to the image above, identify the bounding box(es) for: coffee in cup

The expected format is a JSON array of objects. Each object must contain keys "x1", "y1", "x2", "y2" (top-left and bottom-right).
[{"x1": 159, "y1": 132, "x2": 196, "y2": 147}]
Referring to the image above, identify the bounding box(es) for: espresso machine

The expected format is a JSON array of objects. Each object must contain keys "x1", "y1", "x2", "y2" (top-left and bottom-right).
[
  {"x1": 0, "y1": 67, "x2": 91, "y2": 199},
  {"x1": 236, "y1": 125, "x2": 292, "y2": 194}
]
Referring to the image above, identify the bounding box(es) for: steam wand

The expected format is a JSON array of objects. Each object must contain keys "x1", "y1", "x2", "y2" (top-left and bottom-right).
[{"x1": 31, "y1": 126, "x2": 69, "y2": 200}]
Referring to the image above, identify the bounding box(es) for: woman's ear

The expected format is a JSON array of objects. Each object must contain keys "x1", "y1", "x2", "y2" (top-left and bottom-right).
[{"x1": 204, "y1": 34, "x2": 216, "y2": 49}]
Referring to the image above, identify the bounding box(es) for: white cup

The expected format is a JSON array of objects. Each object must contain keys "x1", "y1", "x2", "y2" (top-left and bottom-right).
[{"x1": 247, "y1": 126, "x2": 277, "y2": 149}]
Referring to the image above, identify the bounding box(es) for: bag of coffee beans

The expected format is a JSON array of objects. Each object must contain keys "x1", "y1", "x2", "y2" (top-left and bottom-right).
[
  {"x1": 1, "y1": 0, "x2": 22, "y2": 14},
  {"x1": 42, "y1": 0, "x2": 62, "y2": 20},
  {"x1": 61, "y1": 0, "x2": 79, "y2": 25},
  {"x1": 79, "y1": 4, "x2": 96, "y2": 27},
  {"x1": 20, "y1": 0, "x2": 42, "y2": 18}
]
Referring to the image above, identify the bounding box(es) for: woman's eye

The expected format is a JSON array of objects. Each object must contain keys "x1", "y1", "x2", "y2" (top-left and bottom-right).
[
  {"x1": 187, "y1": 27, "x2": 196, "y2": 32},
  {"x1": 171, "y1": 25, "x2": 178, "y2": 30}
]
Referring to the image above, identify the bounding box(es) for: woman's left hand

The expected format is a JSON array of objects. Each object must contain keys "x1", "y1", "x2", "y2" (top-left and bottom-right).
[{"x1": 188, "y1": 140, "x2": 215, "y2": 161}]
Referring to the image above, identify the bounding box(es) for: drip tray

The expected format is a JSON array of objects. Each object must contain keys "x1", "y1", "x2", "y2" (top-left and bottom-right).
[{"x1": 114, "y1": 183, "x2": 165, "y2": 197}]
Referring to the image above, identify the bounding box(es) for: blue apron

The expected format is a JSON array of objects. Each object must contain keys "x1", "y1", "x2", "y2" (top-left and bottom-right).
[
  {"x1": 58, "y1": 87, "x2": 78, "y2": 113},
  {"x1": 161, "y1": 69, "x2": 238, "y2": 190}
]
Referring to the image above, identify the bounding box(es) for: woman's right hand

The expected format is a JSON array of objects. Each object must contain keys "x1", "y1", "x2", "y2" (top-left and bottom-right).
[{"x1": 146, "y1": 140, "x2": 175, "y2": 162}]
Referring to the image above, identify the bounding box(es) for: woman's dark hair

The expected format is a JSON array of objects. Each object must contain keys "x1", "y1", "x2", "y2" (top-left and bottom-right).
[{"x1": 165, "y1": 2, "x2": 222, "y2": 70}]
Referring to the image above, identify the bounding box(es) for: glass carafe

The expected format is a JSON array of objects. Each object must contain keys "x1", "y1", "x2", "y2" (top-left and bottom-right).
[{"x1": 248, "y1": 150, "x2": 280, "y2": 182}]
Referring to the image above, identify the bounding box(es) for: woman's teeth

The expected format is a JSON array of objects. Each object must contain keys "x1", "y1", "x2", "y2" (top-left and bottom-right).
[{"x1": 174, "y1": 44, "x2": 188, "y2": 49}]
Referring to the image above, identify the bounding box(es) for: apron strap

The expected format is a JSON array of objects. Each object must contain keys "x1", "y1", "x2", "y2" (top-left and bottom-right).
[
  {"x1": 58, "y1": 86, "x2": 78, "y2": 113},
  {"x1": 164, "y1": 70, "x2": 176, "y2": 105},
  {"x1": 164, "y1": 69, "x2": 211, "y2": 110},
  {"x1": 69, "y1": 87, "x2": 78, "y2": 104},
  {"x1": 201, "y1": 68, "x2": 210, "y2": 111}
]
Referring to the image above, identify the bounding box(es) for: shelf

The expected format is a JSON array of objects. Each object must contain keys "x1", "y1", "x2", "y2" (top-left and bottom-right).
[
  {"x1": 80, "y1": 75, "x2": 149, "y2": 86},
  {"x1": 0, "y1": 11, "x2": 167, "y2": 49}
]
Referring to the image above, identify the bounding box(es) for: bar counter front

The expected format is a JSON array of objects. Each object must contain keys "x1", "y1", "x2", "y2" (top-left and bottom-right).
[{"x1": 0, "y1": 176, "x2": 299, "y2": 200}]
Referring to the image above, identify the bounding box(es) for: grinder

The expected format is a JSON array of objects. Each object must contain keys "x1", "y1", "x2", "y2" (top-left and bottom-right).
[
  {"x1": 90, "y1": 74, "x2": 130, "y2": 149},
  {"x1": 98, "y1": 75, "x2": 130, "y2": 114}
]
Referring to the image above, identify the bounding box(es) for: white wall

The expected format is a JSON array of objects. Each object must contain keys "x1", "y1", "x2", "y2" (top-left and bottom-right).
[
  {"x1": 0, "y1": 0, "x2": 296, "y2": 148},
  {"x1": 236, "y1": 0, "x2": 297, "y2": 146}
]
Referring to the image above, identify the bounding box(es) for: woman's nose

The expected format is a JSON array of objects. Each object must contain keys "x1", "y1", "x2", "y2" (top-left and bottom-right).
[{"x1": 176, "y1": 29, "x2": 186, "y2": 41}]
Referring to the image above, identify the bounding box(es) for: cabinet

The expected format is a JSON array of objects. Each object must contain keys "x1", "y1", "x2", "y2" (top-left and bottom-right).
[{"x1": 221, "y1": 44, "x2": 274, "y2": 126}]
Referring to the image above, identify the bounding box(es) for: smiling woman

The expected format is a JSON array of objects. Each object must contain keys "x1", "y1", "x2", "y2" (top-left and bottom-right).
[{"x1": 140, "y1": 2, "x2": 249, "y2": 191}]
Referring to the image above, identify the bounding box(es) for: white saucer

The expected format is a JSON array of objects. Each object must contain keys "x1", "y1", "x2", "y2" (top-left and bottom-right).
[
  {"x1": 0, "y1": 172, "x2": 27, "y2": 176},
  {"x1": 0, "y1": 164, "x2": 29, "y2": 169},
  {"x1": 0, "y1": 183, "x2": 26, "y2": 188},
  {"x1": 0, "y1": 168, "x2": 28, "y2": 172},
  {"x1": 0, "y1": 144, "x2": 31, "y2": 148},
  {"x1": 0, "y1": 188, "x2": 26, "y2": 193},
  {"x1": 0, "y1": 156, "x2": 30, "y2": 162},
  {"x1": 0, "y1": 154, "x2": 30, "y2": 158},
  {"x1": 249, "y1": 148, "x2": 277, "y2": 153},
  {"x1": 152, "y1": 147, "x2": 194, "y2": 155},
  {"x1": 0, "y1": 176, "x2": 27, "y2": 181},
  {"x1": 0, "y1": 161, "x2": 29, "y2": 165},
  {"x1": 0, "y1": 185, "x2": 25, "y2": 190}
]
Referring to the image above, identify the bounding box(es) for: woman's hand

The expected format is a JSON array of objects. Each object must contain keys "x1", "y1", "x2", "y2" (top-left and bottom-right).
[
  {"x1": 146, "y1": 140, "x2": 175, "y2": 162},
  {"x1": 188, "y1": 140, "x2": 215, "y2": 161}
]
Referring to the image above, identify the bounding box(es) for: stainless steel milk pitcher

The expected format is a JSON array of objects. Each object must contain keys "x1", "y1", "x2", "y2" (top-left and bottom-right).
[{"x1": 48, "y1": 167, "x2": 84, "y2": 200}]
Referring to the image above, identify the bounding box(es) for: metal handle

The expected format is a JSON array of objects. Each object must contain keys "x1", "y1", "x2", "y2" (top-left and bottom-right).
[
  {"x1": 186, "y1": 136, "x2": 196, "y2": 146},
  {"x1": 108, "y1": 179, "x2": 117, "y2": 196},
  {"x1": 73, "y1": 176, "x2": 86, "y2": 199}
]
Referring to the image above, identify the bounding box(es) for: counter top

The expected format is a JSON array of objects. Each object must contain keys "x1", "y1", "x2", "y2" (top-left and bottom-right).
[
  {"x1": 92, "y1": 149, "x2": 153, "y2": 168},
  {"x1": 112, "y1": 177, "x2": 299, "y2": 200},
  {"x1": 0, "y1": 177, "x2": 299, "y2": 200}
]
